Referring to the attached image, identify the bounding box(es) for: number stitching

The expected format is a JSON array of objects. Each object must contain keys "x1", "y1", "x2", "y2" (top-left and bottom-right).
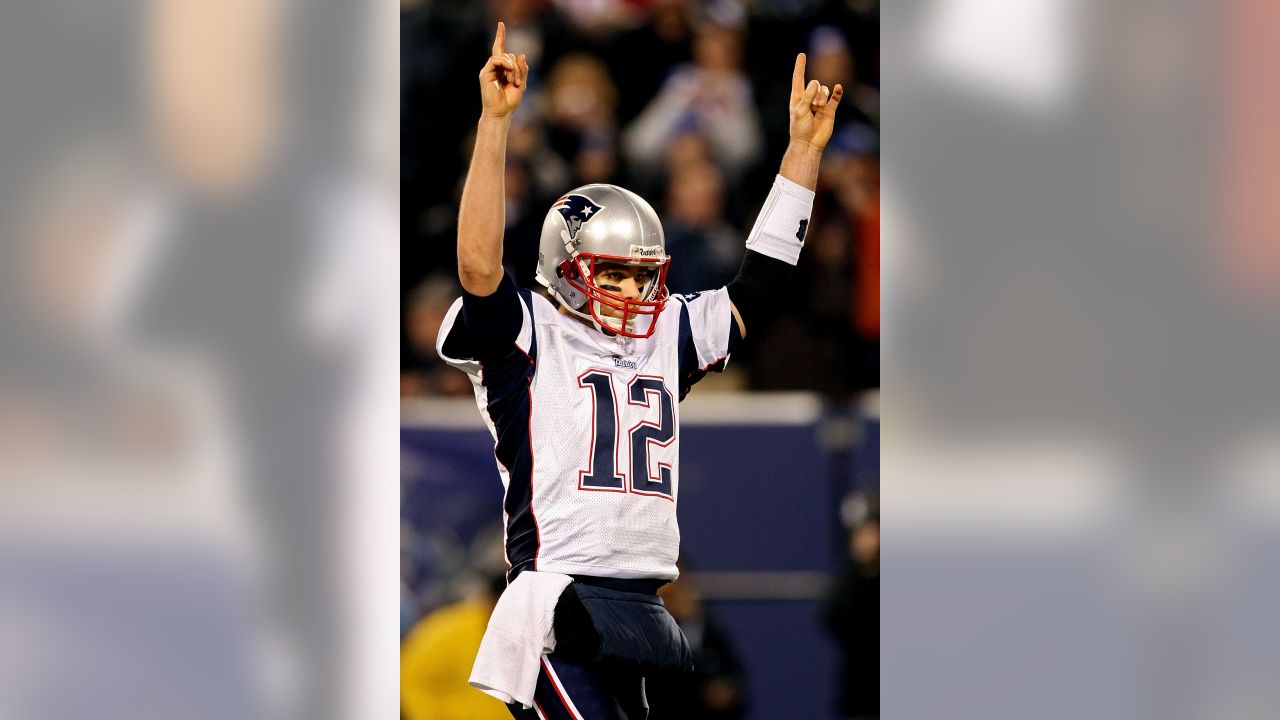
[
  {"x1": 576, "y1": 370, "x2": 675, "y2": 500},
  {"x1": 625, "y1": 375, "x2": 675, "y2": 501},
  {"x1": 576, "y1": 369, "x2": 626, "y2": 492}
]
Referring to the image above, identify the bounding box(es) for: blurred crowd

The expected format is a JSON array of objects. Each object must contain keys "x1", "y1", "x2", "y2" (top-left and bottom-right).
[{"x1": 402, "y1": 0, "x2": 880, "y2": 397}]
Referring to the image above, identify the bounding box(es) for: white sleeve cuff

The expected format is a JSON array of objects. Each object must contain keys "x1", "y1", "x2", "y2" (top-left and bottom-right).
[{"x1": 744, "y1": 174, "x2": 816, "y2": 266}]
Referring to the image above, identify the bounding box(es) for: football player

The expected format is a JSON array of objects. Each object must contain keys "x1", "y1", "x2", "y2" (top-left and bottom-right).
[{"x1": 436, "y1": 21, "x2": 842, "y2": 720}]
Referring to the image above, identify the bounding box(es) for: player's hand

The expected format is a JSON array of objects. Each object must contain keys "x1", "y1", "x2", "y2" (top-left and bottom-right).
[
  {"x1": 478, "y1": 22, "x2": 529, "y2": 120},
  {"x1": 788, "y1": 53, "x2": 843, "y2": 152}
]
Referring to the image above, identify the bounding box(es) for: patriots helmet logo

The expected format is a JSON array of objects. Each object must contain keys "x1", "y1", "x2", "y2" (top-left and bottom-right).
[{"x1": 551, "y1": 194, "x2": 603, "y2": 242}]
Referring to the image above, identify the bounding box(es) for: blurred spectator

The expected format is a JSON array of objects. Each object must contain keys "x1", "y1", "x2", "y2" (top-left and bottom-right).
[
  {"x1": 824, "y1": 509, "x2": 880, "y2": 720},
  {"x1": 402, "y1": 275, "x2": 472, "y2": 397},
  {"x1": 400, "y1": 572, "x2": 511, "y2": 720},
  {"x1": 827, "y1": 123, "x2": 879, "y2": 386},
  {"x1": 489, "y1": 0, "x2": 585, "y2": 89},
  {"x1": 664, "y1": 126, "x2": 715, "y2": 176},
  {"x1": 542, "y1": 53, "x2": 622, "y2": 185},
  {"x1": 552, "y1": 0, "x2": 644, "y2": 39},
  {"x1": 500, "y1": 157, "x2": 550, "y2": 287},
  {"x1": 508, "y1": 120, "x2": 574, "y2": 205},
  {"x1": 574, "y1": 133, "x2": 621, "y2": 185},
  {"x1": 624, "y1": 22, "x2": 763, "y2": 184},
  {"x1": 808, "y1": 24, "x2": 877, "y2": 127},
  {"x1": 608, "y1": 0, "x2": 696, "y2": 125},
  {"x1": 544, "y1": 53, "x2": 618, "y2": 147},
  {"x1": 808, "y1": 25, "x2": 855, "y2": 95},
  {"x1": 661, "y1": 160, "x2": 741, "y2": 293},
  {"x1": 841, "y1": 151, "x2": 880, "y2": 351},
  {"x1": 647, "y1": 569, "x2": 748, "y2": 720}
]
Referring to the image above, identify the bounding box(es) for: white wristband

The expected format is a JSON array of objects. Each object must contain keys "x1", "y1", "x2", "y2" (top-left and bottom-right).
[{"x1": 744, "y1": 175, "x2": 815, "y2": 266}]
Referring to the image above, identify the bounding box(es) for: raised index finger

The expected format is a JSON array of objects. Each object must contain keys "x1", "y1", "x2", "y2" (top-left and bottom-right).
[
  {"x1": 792, "y1": 53, "x2": 807, "y2": 98},
  {"x1": 493, "y1": 21, "x2": 506, "y2": 56}
]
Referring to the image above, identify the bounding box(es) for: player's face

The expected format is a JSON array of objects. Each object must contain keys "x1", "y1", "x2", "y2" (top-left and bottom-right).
[{"x1": 592, "y1": 264, "x2": 655, "y2": 319}]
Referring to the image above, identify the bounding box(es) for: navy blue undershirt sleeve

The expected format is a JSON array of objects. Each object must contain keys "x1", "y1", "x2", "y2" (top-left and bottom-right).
[
  {"x1": 726, "y1": 249, "x2": 793, "y2": 339},
  {"x1": 727, "y1": 309, "x2": 744, "y2": 354},
  {"x1": 440, "y1": 272, "x2": 524, "y2": 363}
]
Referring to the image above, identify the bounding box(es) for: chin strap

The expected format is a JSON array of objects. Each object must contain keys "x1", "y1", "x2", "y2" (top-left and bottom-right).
[
  {"x1": 591, "y1": 300, "x2": 630, "y2": 334},
  {"x1": 551, "y1": 287, "x2": 608, "y2": 332}
]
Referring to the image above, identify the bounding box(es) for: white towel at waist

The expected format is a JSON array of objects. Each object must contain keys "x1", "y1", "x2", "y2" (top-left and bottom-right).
[{"x1": 469, "y1": 570, "x2": 573, "y2": 708}]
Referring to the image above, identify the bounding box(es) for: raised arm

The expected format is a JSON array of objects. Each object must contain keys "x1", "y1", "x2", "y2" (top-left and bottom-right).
[
  {"x1": 727, "y1": 53, "x2": 842, "y2": 338},
  {"x1": 780, "y1": 52, "x2": 843, "y2": 191},
  {"x1": 456, "y1": 22, "x2": 530, "y2": 296}
]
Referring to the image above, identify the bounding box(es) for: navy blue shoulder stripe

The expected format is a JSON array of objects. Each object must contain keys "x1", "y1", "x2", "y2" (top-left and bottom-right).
[
  {"x1": 676, "y1": 296, "x2": 698, "y2": 400},
  {"x1": 517, "y1": 289, "x2": 538, "y2": 365},
  {"x1": 675, "y1": 294, "x2": 734, "y2": 401}
]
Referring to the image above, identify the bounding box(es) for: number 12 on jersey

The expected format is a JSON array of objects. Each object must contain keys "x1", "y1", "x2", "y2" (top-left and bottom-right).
[{"x1": 576, "y1": 370, "x2": 675, "y2": 501}]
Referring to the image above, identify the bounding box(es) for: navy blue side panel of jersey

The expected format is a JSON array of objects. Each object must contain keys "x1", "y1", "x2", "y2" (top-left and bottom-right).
[
  {"x1": 485, "y1": 288, "x2": 540, "y2": 583},
  {"x1": 675, "y1": 296, "x2": 732, "y2": 401}
]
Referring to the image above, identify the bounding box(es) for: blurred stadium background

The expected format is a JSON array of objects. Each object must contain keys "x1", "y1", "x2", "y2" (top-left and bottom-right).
[
  {"x1": 400, "y1": 0, "x2": 880, "y2": 718},
  {"x1": 5, "y1": 0, "x2": 1278, "y2": 717}
]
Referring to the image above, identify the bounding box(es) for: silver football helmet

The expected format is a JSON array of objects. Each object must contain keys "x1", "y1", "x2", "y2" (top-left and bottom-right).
[{"x1": 535, "y1": 184, "x2": 671, "y2": 338}]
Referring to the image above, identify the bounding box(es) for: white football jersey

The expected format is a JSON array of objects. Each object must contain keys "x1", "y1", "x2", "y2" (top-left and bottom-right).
[{"x1": 437, "y1": 284, "x2": 736, "y2": 582}]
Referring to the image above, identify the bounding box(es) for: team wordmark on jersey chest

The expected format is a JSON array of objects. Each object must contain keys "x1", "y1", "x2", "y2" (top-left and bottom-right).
[{"x1": 575, "y1": 369, "x2": 675, "y2": 501}]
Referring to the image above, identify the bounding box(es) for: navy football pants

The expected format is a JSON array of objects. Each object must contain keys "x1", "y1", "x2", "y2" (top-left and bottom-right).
[{"x1": 506, "y1": 653, "x2": 648, "y2": 720}]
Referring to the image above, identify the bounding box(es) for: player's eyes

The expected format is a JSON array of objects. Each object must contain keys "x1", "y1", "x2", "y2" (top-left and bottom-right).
[{"x1": 597, "y1": 268, "x2": 652, "y2": 285}]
